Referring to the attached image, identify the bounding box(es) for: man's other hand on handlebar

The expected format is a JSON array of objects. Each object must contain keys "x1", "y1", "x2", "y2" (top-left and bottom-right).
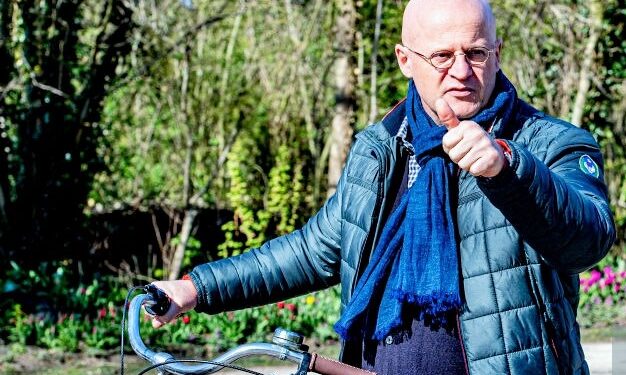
[{"x1": 150, "y1": 279, "x2": 198, "y2": 328}]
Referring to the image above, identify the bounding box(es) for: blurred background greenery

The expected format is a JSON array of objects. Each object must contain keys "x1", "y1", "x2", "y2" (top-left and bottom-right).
[{"x1": 0, "y1": 0, "x2": 625, "y2": 362}]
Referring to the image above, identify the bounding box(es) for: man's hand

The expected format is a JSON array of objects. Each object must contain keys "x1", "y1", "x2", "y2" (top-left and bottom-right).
[
  {"x1": 436, "y1": 98, "x2": 506, "y2": 178},
  {"x1": 150, "y1": 279, "x2": 198, "y2": 328}
]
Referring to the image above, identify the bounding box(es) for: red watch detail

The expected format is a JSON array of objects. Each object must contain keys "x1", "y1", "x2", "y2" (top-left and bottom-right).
[{"x1": 495, "y1": 139, "x2": 512, "y2": 165}]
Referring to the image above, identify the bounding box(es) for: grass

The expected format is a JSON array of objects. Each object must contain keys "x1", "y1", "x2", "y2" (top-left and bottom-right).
[{"x1": 581, "y1": 325, "x2": 626, "y2": 343}]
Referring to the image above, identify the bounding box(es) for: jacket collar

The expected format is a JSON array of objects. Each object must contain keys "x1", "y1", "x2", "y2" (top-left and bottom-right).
[{"x1": 382, "y1": 98, "x2": 407, "y2": 136}]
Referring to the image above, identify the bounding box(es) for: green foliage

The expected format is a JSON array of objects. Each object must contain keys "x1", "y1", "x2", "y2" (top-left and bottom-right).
[
  {"x1": 219, "y1": 142, "x2": 311, "y2": 257},
  {"x1": 3, "y1": 261, "x2": 119, "y2": 313},
  {"x1": 91, "y1": 1, "x2": 336, "y2": 264},
  {"x1": 218, "y1": 133, "x2": 270, "y2": 257},
  {"x1": 38, "y1": 314, "x2": 82, "y2": 352},
  {"x1": 6, "y1": 304, "x2": 35, "y2": 346},
  {"x1": 3, "y1": 286, "x2": 341, "y2": 354},
  {"x1": 266, "y1": 145, "x2": 302, "y2": 235},
  {"x1": 0, "y1": 0, "x2": 135, "y2": 262},
  {"x1": 354, "y1": 0, "x2": 406, "y2": 126},
  {"x1": 150, "y1": 287, "x2": 341, "y2": 351},
  {"x1": 83, "y1": 308, "x2": 120, "y2": 349}
]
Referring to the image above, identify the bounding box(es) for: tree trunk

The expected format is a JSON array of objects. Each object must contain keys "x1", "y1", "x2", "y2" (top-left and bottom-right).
[
  {"x1": 368, "y1": 0, "x2": 383, "y2": 124},
  {"x1": 570, "y1": 0, "x2": 603, "y2": 127},
  {"x1": 327, "y1": 0, "x2": 356, "y2": 197},
  {"x1": 168, "y1": 208, "x2": 198, "y2": 280}
]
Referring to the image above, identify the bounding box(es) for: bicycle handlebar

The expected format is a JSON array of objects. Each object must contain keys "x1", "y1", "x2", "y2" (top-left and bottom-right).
[{"x1": 127, "y1": 292, "x2": 377, "y2": 375}]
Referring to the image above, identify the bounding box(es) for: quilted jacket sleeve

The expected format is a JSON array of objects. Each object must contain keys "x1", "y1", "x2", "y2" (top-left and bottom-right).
[
  {"x1": 477, "y1": 117, "x2": 616, "y2": 274},
  {"x1": 188, "y1": 162, "x2": 347, "y2": 314}
]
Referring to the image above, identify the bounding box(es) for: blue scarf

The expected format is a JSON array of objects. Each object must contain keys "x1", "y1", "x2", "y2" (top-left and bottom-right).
[{"x1": 335, "y1": 71, "x2": 517, "y2": 341}]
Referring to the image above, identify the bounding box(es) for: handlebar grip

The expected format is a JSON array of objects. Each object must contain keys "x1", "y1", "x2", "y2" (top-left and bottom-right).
[
  {"x1": 143, "y1": 284, "x2": 171, "y2": 316},
  {"x1": 308, "y1": 353, "x2": 377, "y2": 375}
]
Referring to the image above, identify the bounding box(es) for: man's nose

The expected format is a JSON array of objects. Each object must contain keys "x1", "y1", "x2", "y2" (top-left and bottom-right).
[{"x1": 447, "y1": 53, "x2": 473, "y2": 80}]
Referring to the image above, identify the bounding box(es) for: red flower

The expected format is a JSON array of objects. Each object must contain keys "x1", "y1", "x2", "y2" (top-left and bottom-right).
[
  {"x1": 285, "y1": 303, "x2": 297, "y2": 313},
  {"x1": 276, "y1": 301, "x2": 285, "y2": 309},
  {"x1": 182, "y1": 315, "x2": 191, "y2": 325},
  {"x1": 97, "y1": 307, "x2": 107, "y2": 320}
]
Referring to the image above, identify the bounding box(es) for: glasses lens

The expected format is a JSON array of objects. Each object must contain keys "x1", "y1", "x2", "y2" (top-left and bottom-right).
[
  {"x1": 430, "y1": 51, "x2": 455, "y2": 67},
  {"x1": 466, "y1": 48, "x2": 490, "y2": 63}
]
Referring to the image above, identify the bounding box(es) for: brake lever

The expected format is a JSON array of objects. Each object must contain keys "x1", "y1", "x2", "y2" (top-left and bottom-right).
[{"x1": 143, "y1": 284, "x2": 171, "y2": 316}]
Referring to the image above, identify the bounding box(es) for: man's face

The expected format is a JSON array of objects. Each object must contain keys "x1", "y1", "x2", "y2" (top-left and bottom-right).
[{"x1": 396, "y1": 1, "x2": 501, "y2": 121}]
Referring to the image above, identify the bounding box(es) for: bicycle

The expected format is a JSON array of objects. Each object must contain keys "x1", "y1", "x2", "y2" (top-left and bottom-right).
[{"x1": 123, "y1": 285, "x2": 377, "y2": 375}]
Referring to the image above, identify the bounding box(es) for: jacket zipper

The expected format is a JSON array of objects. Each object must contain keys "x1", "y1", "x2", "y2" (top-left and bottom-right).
[
  {"x1": 351, "y1": 143, "x2": 386, "y2": 291},
  {"x1": 456, "y1": 314, "x2": 470, "y2": 375},
  {"x1": 525, "y1": 260, "x2": 562, "y2": 367},
  {"x1": 351, "y1": 137, "x2": 407, "y2": 291}
]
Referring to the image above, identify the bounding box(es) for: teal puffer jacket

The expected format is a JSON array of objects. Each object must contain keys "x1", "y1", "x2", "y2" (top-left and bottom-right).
[{"x1": 189, "y1": 98, "x2": 615, "y2": 374}]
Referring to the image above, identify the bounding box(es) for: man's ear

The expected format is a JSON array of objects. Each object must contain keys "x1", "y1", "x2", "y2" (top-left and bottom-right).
[
  {"x1": 494, "y1": 38, "x2": 503, "y2": 71},
  {"x1": 395, "y1": 44, "x2": 413, "y2": 79}
]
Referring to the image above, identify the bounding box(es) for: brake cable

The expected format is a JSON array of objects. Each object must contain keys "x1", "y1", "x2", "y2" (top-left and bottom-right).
[
  {"x1": 136, "y1": 359, "x2": 265, "y2": 375},
  {"x1": 121, "y1": 286, "x2": 144, "y2": 375}
]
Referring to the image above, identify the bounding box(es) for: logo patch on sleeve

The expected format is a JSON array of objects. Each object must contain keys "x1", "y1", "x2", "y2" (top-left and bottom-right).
[{"x1": 579, "y1": 155, "x2": 599, "y2": 178}]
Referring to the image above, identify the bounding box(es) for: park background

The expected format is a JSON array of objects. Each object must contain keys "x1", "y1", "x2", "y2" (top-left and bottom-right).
[{"x1": 0, "y1": 0, "x2": 625, "y2": 372}]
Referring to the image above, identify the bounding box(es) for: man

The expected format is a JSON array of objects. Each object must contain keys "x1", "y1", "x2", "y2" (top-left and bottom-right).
[{"x1": 150, "y1": 0, "x2": 616, "y2": 374}]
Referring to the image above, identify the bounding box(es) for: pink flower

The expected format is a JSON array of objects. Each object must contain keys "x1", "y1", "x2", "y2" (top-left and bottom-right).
[
  {"x1": 613, "y1": 283, "x2": 621, "y2": 293},
  {"x1": 276, "y1": 301, "x2": 285, "y2": 309},
  {"x1": 589, "y1": 270, "x2": 602, "y2": 284}
]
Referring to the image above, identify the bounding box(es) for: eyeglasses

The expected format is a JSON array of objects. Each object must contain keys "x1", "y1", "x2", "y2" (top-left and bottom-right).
[{"x1": 402, "y1": 45, "x2": 494, "y2": 69}]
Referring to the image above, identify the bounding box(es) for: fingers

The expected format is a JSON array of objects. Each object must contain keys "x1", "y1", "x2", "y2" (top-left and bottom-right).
[
  {"x1": 435, "y1": 98, "x2": 460, "y2": 129},
  {"x1": 442, "y1": 120, "x2": 506, "y2": 177},
  {"x1": 151, "y1": 304, "x2": 179, "y2": 329},
  {"x1": 149, "y1": 280, "x2": 198, "y2": 328},
  {"x1": 436, "y1": 97, "x2": 506, "y2": 177}
]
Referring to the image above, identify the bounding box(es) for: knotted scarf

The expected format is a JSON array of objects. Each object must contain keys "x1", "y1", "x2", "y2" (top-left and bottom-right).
[{"x1": 335, "y1": 71, "x2": 517, "y2": 341}]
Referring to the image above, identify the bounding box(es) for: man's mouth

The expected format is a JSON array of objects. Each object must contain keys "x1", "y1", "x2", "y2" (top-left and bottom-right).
[{"x1": 445, "y1": 87, "x2": 475, "y2": 98}]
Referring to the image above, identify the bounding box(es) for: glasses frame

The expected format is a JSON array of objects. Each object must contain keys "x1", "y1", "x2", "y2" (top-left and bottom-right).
[{"x1": 402, "y1": 45, "x2": 494, "y2": 69}]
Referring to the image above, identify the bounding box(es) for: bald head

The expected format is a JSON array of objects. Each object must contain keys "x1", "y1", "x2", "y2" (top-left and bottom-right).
[
  {"x1": 401, "y1": 0, "x2": 497, "y2": 47},
  {"x1": 395, "y1": 0, "x2": 502, "y2": 120}
]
